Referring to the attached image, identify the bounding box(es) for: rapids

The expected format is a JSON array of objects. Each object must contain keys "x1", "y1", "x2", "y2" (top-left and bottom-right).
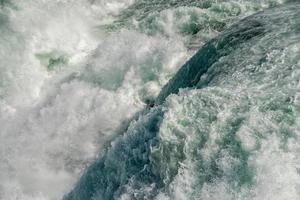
[{"x1": 0, "y1": 0, "x2": 298, "y2": 200}]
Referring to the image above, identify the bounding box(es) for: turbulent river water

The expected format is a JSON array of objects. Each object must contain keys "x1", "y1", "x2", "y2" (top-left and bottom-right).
[{"x1": 0, "y1": 0, "x2": 299, "y2": 200}]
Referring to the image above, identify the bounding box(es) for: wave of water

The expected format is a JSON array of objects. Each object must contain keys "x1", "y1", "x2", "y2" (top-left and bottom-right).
[{"x1": 0, "y1": 0, "x2": 297, "y2": 200}]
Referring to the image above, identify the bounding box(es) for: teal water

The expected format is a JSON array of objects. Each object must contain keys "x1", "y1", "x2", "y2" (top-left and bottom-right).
[
  {"x1": 65, "y1": 3, "x2": 300, "y2": 200},
  {"x1": 0, "y1": 0, "x2": 298, "y2": 200}
]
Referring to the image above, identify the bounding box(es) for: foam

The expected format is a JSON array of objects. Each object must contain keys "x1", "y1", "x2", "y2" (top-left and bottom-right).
[
  {"x1": 150, "y1": 7, "x2": 300, "y2": 199},
  {"x1": 0, "y1": 0, "x2": 188, "y2": 199},
  {"x1": 0, "y1": 0, "x2": 294, "y2": 199}
]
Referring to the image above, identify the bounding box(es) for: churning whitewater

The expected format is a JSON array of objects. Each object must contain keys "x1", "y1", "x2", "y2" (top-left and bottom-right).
[{"x1": 0, "y1": 0, "x2": 299, "y2": 200}]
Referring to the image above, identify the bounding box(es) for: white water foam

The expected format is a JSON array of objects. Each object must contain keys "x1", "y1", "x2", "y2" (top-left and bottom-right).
[
  {"x1": 0, "y1": 0, "x2": 290, "y2": 199},
  {"x1": 0, "y1": 0, "x2": 189, "y2": 199}
]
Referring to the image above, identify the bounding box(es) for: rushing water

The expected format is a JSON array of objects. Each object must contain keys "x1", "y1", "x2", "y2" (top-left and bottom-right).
[{"x1": 0, "y1": 0, "x2": 299, "y2": 200}]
